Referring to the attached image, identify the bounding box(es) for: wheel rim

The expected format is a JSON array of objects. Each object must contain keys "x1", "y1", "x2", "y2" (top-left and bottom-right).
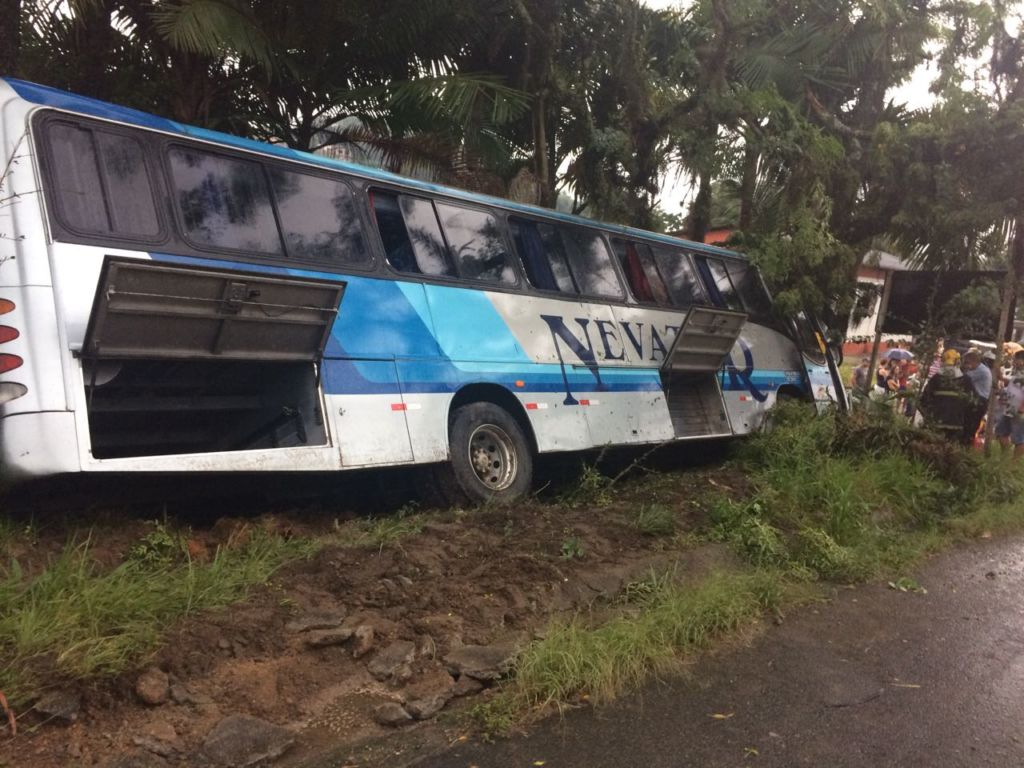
[{"x1": 467, "y1": 423, "x2": 518, "y2": 491}]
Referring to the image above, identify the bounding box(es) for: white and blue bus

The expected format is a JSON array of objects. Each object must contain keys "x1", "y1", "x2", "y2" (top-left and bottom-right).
[{"x1": 0, "y1": 79, "x2": 845, "y2": 503}]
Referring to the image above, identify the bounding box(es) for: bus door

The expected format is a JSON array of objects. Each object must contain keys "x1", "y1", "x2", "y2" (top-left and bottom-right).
[{"x1": 660, "y1": 305, "x2": 746, "y2": 438}]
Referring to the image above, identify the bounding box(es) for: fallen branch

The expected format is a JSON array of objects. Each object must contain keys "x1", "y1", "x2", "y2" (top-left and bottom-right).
[{"x1": 0, "y1": 689, "x2": 16, "y2": 736}]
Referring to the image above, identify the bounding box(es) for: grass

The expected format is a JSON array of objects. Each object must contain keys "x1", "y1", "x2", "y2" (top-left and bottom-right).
[
  {"x1": 633, "y1": 503, "x2": 676, "y2": 537},
  {"x1": 331, "y1": 505, "x2": 427, "y2": 549},
  {"x1": 470, "y1": 403, "x2": 1024, "y2": 737},
  {"x1": 0, "y1": 529, "x2": 312, "y2": 707},
  {"x1": 470, "y1": 569, "x2": 810, "y2": 735}
]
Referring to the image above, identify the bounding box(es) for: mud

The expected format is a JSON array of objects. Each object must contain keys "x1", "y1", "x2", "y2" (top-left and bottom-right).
[{"x1": 2, "y1": 451, "x2": 740, "y2": 768}]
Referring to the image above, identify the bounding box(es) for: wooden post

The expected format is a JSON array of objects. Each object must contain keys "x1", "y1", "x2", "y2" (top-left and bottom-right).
[{"x1": 863, "y1": 272, "x2": 893, "y2": 395}]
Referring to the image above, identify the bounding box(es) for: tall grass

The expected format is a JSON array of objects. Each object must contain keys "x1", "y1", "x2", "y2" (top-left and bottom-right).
[
  {"x1": 715, "y1": 403, "x2": 1024, "y2": 581},
  {"x1": 471, "y1": 570, "x2": 807, "y2": 734},
  {"x1": 0, "y1": 531, "x2": 311, "y2": 706}
]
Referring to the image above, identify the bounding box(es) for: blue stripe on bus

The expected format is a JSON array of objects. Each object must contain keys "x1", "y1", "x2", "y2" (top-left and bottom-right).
[
  {"x1": 5, "y1": 76, "x2": 742, "y2": 260},
  {"x1": 146, "y1": 252, "x2": 796, "y2": 398}
]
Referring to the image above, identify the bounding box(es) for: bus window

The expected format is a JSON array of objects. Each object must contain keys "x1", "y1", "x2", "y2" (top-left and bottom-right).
[
  {"x1": 561, "y1": 228, "x2": 622, "y2": 299},
  {"x1": 47, "y1": 122, "x2": 160, "y2": 238},
  {"x1": 699, "y1": 256, "x2": 744, "y2": 311},
  {"x1": 268, "y1": 169, "x2": 369, "y2": 265},
  {"x1": 653, "y1": 247, "x2": 706, "y2": 306},
  {"x1": 611, "y1": 239, "x2": 671, "y2": 306},
  {"x1": 509, "y1": 218, "x2": 575, "y2": 293},
  {"x1": 435, "y1": 203, "x2": 516, "y2": 284},
  {"x1": 509, "y1": 217, "x2": 620, "y2": 298},
  {"x1": 371, "y1": 192, "x2": 455, "y2": 277},
  {"x1": 725, "y1": 261, "x2": 772, "y2": 318},
  {"x1": 169, "y1": 147, "x2": 282, "y2": 254}
]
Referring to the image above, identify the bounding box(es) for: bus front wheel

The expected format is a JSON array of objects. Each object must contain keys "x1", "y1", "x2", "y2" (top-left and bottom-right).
[{"x1": 436, "y1": 402, "x2": 533, "y2": 506}]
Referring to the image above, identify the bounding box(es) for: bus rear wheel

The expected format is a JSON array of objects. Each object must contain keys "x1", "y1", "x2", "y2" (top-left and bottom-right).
[{"x1": 436, "y1": 402, "x2": 533, "y2": 506}]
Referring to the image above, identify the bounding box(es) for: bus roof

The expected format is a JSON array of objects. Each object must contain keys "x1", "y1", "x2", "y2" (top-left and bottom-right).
[{"x1": 3, "y1": 77, "x2": 746, "y2": 262}]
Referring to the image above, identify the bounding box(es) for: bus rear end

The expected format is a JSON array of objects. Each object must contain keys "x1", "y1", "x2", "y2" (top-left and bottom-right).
[{"x1": 0, "y1": 81, "x2": 81, "y2": 480}]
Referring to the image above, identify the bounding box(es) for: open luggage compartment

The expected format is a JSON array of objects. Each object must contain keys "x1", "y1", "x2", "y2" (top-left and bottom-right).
[
  {"x1": 661, "y1": 305, "x2": 747, "y2": 439},
  {"x1": 81, "y1": 258, "x2": 345, "y2": 460}
]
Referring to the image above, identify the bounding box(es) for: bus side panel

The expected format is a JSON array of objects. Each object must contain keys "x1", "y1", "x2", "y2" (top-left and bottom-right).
[
  {"x1": 720, "y1": 323, "x2": 806, "y2": 434},
  {"x1": 323, "y1": 360, "x2": 415, "y2": 467}
]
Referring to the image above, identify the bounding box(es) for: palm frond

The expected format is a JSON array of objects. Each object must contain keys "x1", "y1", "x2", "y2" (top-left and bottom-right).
[{"x1": 150, "y1": 0, "x2": 273, "y2": 70}]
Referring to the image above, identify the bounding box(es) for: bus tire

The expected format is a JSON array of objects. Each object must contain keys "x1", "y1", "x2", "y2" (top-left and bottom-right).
[{"x1": 436, "y1": 401, "x2": 533, "y2": 506}]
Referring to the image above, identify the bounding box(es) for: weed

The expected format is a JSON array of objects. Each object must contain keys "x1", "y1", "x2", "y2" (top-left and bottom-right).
[
  {"x1": 562, "y1": 464, "x2": 613, "y2": 507},
  {"x1": 633, "y1": 504, "x2": 676, "y2": 537},
  {"x1": 560, "y1": 537, "x2": 585, "y2": 560},
  {"x1": 0, "y1": 530, "x2": 312, "y2": 706},
  {"x1": 126, "y1": 521, "x2": 187, "y2": 567},
  {"x1": 332, "y1": 505, "x2": 426, "y2": 550}
]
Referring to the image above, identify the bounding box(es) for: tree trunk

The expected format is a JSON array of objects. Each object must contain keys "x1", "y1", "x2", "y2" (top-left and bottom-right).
[
  {"x1": 533, "y1": 94, "x2": 553, "y2": 208},
  {"x1": 0, "y1": 0, "x2": 21, "y2": 76},
  {"x1": 690, "y1": 168, "x2": 713, "y2": 243},
  {"x1": 68, "y1": 3, "x2": 114, "y2": 102}
]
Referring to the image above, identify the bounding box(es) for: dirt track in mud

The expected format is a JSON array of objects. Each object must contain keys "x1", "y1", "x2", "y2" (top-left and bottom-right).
[{"x1": 3, "y1": 446, "x2": 744, "y2": 768}]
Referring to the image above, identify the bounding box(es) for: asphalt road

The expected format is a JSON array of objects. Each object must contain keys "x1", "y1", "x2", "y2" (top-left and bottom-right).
[{"x1": 414, "y1": 537, "x2": 1024, "y2": 768}]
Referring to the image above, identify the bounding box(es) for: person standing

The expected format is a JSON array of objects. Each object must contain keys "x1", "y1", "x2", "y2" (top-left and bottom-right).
[
  {"x1": 962, "y1": 349, "x2": 992, "y2": 445},
  {"x1": 851, "y1": 357, "x2": 871, "y2": 392},
  {"x1": 919, "y1": 349, "x2": 973, "y2": 441},
  {"x1": 995, "y1": 350, "x2": 1024, "y2": 457}
]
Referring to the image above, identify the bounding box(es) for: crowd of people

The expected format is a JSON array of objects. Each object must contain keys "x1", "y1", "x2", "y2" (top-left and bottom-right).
[{"x1": 849, "y1": 341, "x2": 1024, "y2": 456}]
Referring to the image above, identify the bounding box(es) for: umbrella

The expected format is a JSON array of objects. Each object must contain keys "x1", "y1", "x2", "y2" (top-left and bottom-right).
[{"x1": 885, "y1": 348, "x2": 914, "y2": 361}]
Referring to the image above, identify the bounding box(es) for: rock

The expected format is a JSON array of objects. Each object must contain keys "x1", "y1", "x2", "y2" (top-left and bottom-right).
[
  {"x1": 578, "y1": 569, "x2": 625, "y2": 598},
  {"x1": 373, "y1": 702, "x2": 413, "y2": 727},
  {"x1": 34, "y1": 689, "x2": 82, "y2": 723},
  {"x1": 202, "y1": 715, "x2": 295, "y2": 767},
  {"x1": 452, "y1": 676, "x2": 485, "y2": 697},
  {"x1": 367, "y1": 640, "x2": 416, "y2": 681},
  {"x1": 392, "y1": 663, "x2": 414, "y2": 684},
  {"x1": 405, "y1": 694, "x2": 448, "y2": 720},
  {"x1": 285, "y1": 610, "x2": 347, "y2": 633},
  {"x1": 443, "y1": 644, "x2": 516, "y2": 681},
  {"x1": 351, "y1": 624, "x2": 376, "y2": 659},
  {"x1": 135, "y1": 668, "x2": 170, "y2": 706},
  {"x1": 217, "y1": 638, "x2": 232, "y2": 651},
  {"x1": 131, "y1": 735, "x2": 177, "y2": 758},
  {"x1": 104, "y1": 755, "x2": 168, "y2": 768},
  {"x1": 144, "y1": 721, "x2": 178, "y2": 743},
  {"x1": 304, "y1": 627, "x2": 354, "y2": 648}
]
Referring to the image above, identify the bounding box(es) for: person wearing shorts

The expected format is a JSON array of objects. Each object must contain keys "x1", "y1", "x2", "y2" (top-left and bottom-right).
[
  {"x1": 996, "y1": 351, "x2": 1024, "y2": 456},
  {"x1": 994, "y1": 413, "x2": 1024, "y2": 451}
]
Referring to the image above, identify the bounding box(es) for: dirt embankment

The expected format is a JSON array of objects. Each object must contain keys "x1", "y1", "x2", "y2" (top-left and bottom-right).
[{"x1": 3, "y1": 455, "x2": 746, "y2": 768}]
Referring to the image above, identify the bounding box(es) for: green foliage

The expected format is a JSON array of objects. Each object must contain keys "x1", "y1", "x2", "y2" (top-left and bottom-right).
[
  {"x1": 633, "y1": 504, "x2": 676, "y2": 537},
  {"x1": 562, "y1": 464, "x2": 613, "y2": 508},
  {"x1": 719, "y1": 404, "x2": 1024, "y2": 583},
  {"x1": 126, "y1": 521, "x2": 188, "y2": 567},
  {"x1": 504, "y1": 570, "x2": 792, "y2": 711},
  {"x1": 560, "y1": 537, "x2": 585, "y2": 561},
  {"x1": 0, "y1": 530, "x2": 312, "y2": 706},
  {"x1": 332, "y1": 504, "x2": 426, "y2": 549}
]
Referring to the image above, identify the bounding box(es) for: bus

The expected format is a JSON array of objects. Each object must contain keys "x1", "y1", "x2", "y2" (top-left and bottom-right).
[{"x1": 0, "y1": 78, "x2": 846, "y2": 504}]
